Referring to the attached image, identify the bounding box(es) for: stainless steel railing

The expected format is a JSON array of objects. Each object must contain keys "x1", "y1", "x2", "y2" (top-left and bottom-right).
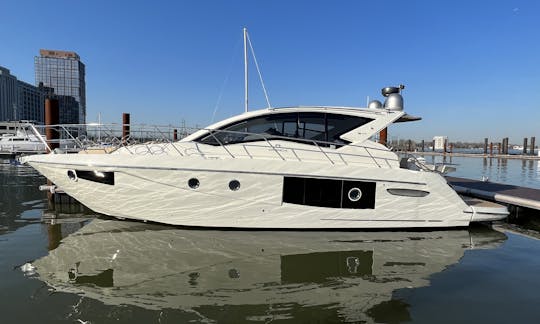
[{"x1": 23, "y1": 123, "x2": 400, "y2": 168}]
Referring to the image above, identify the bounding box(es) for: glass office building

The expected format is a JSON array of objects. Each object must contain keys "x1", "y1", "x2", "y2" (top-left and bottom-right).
[
  {"x1": 0, "y1": 65, "x2": 45, "y2": 123},
  {"x1": 0, "y1": 66, "x2": 18, "y2": 121},
  {"x1": 35, "y1": 49, "x2": 86, "y2": 124}
]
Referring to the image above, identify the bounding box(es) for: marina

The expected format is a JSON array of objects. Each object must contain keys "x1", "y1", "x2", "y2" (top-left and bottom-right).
[{"x1": 2, "y1": 1, "x2": 540, "y2": 322}]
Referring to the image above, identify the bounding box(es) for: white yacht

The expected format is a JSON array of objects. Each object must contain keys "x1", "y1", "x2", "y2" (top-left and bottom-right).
[
  {"x1": 0, "y1": 122, "x2": 47, "y2": 155},
  {"x1": 21, "y1": 87, "x2": 508, "y2": 228}
]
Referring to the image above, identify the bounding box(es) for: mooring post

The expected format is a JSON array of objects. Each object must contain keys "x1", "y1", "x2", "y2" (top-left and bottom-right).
[
  {"x1": 379, "y1": 128, "x2": 387, "y2": 146},
  {"x1": 44, "y1": 98, "x2": 60, "y2": 153},
  {"x1": 443, "y1": 139, "x2": 447, "y2": 154},
  {"x1": 531, "y1": 137, "x2": 536, "y2": 156},
  {"x1": 173, "y1": 129, "x2": 178, "y2": 141},
  {"x1": 432, "y1": 140, "x2": 435, "y2": 152},
  {"x1": 45, "y1": 97, "x2": 60, "y2": 207},
  {"x1": 122, "y1": 113, "x2": 130, "y2": 145},
  {"x1": 421, "y1": 140, "x2": 425, "y2": 152},
  {"x1": 523, "y1": 137, "x2": 528, "y2": 155},
  {"x1": 505, "y1": 137, "x2": 509, "y2": 155},
  {"x1": 484, "y1": 138, "x2": 488, "y2": 155},
  {"x1": 498, "y1": 142, "x2": 501, "y2": 155},
  {"x1": 489, "y1": 142, "x2": 493, "y2": 156}
]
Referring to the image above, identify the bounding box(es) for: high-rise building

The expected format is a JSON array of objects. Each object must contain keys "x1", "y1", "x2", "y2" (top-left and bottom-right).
[
  {"x1": 35, "y1": 49, "x2": 86, "y2": 124},
  {"x1": 0, "y1": 66, "x2": 19, "y2": 121},
  {"x1": 0, "y1": 65, "x2": 45, "y2": 122},
  {"x1": 18, "y1": 80, "x2": 44, "y2": 122}
]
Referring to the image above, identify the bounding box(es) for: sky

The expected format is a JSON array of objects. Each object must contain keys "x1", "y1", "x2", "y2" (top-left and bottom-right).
[{"x1": 0, "y1": 0, "x2": 539, "y2": 142}]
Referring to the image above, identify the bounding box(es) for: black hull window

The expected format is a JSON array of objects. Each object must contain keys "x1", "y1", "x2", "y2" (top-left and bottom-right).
[{"x1": 283, "y1": 177, "x2": 375, "y2": 209}]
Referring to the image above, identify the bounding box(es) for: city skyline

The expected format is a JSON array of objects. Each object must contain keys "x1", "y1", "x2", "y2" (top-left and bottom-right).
[
  {"x1": 1, "y1": 1, "x2": 539, "y2": 142},
  {"x1": 0, "y1": 48, "x2": 84, "y2": 125}
]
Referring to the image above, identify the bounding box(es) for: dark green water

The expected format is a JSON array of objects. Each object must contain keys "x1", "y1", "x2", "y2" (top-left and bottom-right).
[{"x1": 1, "y1": 160, "x2": 540, "y2": 323}]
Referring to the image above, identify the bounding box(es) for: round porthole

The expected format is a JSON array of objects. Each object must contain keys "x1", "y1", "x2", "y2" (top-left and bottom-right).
[
  {"x1": 348, "y1": 187, "x2": 362, "y2": 202},
  {"x1": 67, "y1": 170, "x2": 77, "y2": 181},
  {"x1": 229, "y1": 180, "x2": 240, "y2": 191},
  {"x1": 188, "y1": 178, "x2": 200, "y2": 189}
]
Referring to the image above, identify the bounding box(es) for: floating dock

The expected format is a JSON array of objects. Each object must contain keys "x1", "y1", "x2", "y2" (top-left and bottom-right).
[{"x1": 447, "y1": 176, "x2": 540, "y2": 211}]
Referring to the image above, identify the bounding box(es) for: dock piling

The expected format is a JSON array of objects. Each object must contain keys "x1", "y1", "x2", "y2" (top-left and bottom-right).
[
  {"x1": 122, "y1": 113, "x2": 130, "y2": 144},
  {"x1": 523, "y1": 138, "x2": 528, "y2": 155},
  {"x1": 379, "y1": 128, "x2": 387, "y2": 146},
  {"x1": 530, "y1": 137, "x2": 536, "y2": 156},
  {"x1": 44, "y1": 97, "x2": 59, "y2": 206},
  {"x1": 484, "y1": 138, "x2": 488, "y2": 155},
  {"x1": 443, "y1": 139, "x2": 447, "y2": 154},
  {"x1": 44, "y1": 98, "x2": 60, "y2": 153}
]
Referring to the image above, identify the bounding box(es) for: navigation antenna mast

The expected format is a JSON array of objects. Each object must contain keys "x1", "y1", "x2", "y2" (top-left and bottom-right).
[{"x1": 243, "y1": 28, "x2": 248, "y2": 113}]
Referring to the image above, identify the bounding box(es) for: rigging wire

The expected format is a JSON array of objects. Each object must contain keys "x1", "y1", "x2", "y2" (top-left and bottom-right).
[
  {"x1": 211, "y1": 37, "x2": 242, "y2": 123},
  {"x1": 246, "y1": 31, "x2": 272, "y2": 109}
]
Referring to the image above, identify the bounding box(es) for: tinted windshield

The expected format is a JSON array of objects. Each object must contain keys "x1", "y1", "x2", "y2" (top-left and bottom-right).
[{"x1": 197, "y1": 112, "x2": 371, "y2": 146}]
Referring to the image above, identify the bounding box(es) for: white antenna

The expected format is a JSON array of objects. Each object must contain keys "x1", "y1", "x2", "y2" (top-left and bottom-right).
[{"x1": 243, "y1": 28, "x2": 248, "y2": 113}]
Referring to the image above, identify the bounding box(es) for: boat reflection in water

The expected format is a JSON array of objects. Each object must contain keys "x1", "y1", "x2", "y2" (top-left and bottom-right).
[{"x1": 31, "y1": 219, "x2": 506, "y2": 323}]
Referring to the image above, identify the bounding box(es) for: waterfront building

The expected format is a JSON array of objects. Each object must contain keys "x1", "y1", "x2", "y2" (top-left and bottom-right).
[
  {"x1": 0, "y1": 66, "x2": 18, "y2": 121},
  {"x1": 433, "y1": 136, "x2": 448, "y2": 150},
  {"x1": 18, "y1": 80, "x2": 44, "y2": 122},
  {"x1": 0, "y1": 65, "x2": 45, "y2": 123},
  {"x1": 35, "y1": 49, "x2": 86, "y2": 124}
]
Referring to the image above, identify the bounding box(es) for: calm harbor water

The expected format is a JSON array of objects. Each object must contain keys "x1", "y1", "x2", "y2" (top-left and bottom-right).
[
  {"x1": 418, "y1": 154, "x2": 540, "y2": 189},
  {"x1": 1, "y1": 157, "x2": 540, "y2": 323}
]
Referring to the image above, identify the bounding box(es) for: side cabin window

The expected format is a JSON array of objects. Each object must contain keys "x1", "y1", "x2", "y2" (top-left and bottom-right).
[{"x1": 197, "y1": 112, "x2": 372, "y2": 146}]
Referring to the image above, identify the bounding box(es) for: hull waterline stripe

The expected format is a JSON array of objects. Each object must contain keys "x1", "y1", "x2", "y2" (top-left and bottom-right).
[{"x1": 28, "y1": 161, "x2": 427, "y2": 186}]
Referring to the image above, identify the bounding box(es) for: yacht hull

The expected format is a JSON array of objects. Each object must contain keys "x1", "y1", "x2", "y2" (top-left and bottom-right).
[{"x1": 22, "y1": 153, "x2": 507, "y2": 228}]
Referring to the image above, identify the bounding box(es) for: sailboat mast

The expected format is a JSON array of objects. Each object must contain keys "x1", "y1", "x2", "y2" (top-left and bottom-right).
[{"x1": 243, "y1": 27, "x2": 248, "y2": 113}]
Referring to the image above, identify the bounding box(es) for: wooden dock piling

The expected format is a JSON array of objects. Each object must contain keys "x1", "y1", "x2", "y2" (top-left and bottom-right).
[
  {"x1": 531, "y1": 137, "x2": 536, "y2": 156},
  {"x1": 379, "y1": 128, "x2": 387, "y2": 146},
  {"x1": 44, "y1": 98, "x2": 59, "y2": 153},
  {"x1": 122, "y1": 113, "x2": 130, "y2": 144},
  {"x1": 523, "y1": 138, "x2": 528, "y2": 155},
  {"x1": 484, "y1": 138, "x2": 488, "y2": 155},
  {"x1": 443, "y1": 139, "x2": 447, "y2": 154}
]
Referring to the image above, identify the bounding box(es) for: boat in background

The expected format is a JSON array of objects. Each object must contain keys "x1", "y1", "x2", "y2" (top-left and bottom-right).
[{"x1": 0, "y1": 121, "x2": 47, "y2": 156}]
